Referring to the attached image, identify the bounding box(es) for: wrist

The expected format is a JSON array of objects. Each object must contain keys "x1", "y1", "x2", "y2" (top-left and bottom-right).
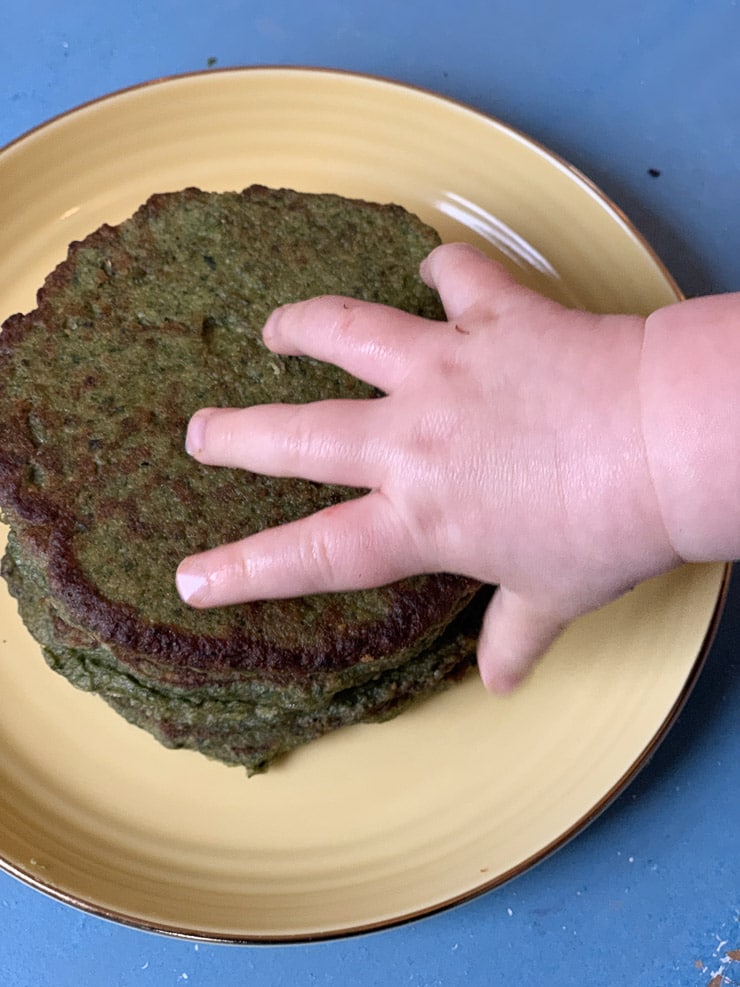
[
  {"x1": 640, "y1": 293, "x2": 740, "y2": 562},
  {"x1": 542, "y1": 311, "x2": 680, "y2": 598}
]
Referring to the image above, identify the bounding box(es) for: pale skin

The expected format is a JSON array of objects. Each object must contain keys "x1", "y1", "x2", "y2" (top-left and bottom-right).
[{"x1": 175, "y1": 243, "x2": 740, "y2": 692}]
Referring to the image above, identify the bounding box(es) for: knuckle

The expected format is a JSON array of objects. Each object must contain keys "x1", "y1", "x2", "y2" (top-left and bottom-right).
[
  {"x1": 298, "y1": 522, "x2": 338, "y2": 586},
  {"x1": 328, "y1": 298, "x2": 362, "y2": 343},
  {"x1": 436, "y1": 339, "x2": 474, "y2": 381},
  {"x1": 407, "y1": 406, "x2": 463, "y2": 454},
  {"x1": 281, "y1": 407, "x2": 319, "y2": 465},
  {"x1": 222, "y1": 540, "x2": 255, "y2": 584}
]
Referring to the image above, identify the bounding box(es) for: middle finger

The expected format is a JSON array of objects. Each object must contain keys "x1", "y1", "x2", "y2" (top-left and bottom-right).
[{"x1": 186, "y1": 398, "x2": 385, "y2": 488}]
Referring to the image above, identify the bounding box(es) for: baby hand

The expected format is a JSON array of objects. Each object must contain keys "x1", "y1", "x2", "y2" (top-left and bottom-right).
[{"x1": 176, "y1": 244, "x2": 680, "y2": 691}]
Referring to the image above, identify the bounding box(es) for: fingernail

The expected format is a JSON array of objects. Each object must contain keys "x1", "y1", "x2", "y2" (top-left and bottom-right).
[
  {"x1": 261, "y1": 308, "x2": 283, "y2": 347},
  {"x1": 481, "y1": 665, "x2": 524, "y2": 695},
  {"x1": 419, "y1": 246, "x2": 442, "y2": 287},
  {"x1": 261, "y1": 313, "x2": 275, "y2": 341},
  {"x1": 176, "y1": 565, "x2": 208, "y2": 605},
  {"x1": 185, "y1": 412, "x2": 207, "y2": 456}
]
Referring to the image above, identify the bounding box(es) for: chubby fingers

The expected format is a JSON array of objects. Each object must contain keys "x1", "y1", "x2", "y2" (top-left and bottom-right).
[
  {"x1": 175, "y1": 491, "x2": 421, "y2": 607},
  {"x1": 262, "y1": 295, "x2": 443, "y2": 391},
  {"x1": 186, "y1": 398, "x2": 384, "y2": 487}
]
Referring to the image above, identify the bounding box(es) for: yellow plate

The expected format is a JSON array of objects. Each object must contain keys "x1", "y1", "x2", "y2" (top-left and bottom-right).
[{"x1": 0, "y1": 67, "x2": 729, "y2": 942}]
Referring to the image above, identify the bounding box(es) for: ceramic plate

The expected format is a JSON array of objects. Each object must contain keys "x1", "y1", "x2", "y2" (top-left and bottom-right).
[{"x1": 0, "y1": 67, "x2": 729, "y2": 941}]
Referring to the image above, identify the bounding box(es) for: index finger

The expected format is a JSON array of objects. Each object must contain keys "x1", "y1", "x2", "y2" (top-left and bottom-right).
[{"x1": 262, "y1": 295, "x2": 446, "y2": 392}]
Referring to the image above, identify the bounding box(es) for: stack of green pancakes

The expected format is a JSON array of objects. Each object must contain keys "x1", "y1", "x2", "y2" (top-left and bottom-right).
[{"x1": 0, "y1": 186, "x2": 481, "y2": 774}]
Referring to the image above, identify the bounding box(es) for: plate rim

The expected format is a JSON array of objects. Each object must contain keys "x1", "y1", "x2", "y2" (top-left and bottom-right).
[
  {"x1": 0, "y1": 65, "x2": 727, "y2": 943},
  {"x1": 0, "y1": 64, "x2": 683, "y2": 304}
]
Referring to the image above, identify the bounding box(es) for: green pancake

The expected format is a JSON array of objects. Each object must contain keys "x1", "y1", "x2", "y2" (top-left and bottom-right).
[
  {"x1": 2, "y1": 530, "x2": 481, "y2": 774},
  {"x1": 0, "y1": 186, "x2": 482, "y2": 772}
]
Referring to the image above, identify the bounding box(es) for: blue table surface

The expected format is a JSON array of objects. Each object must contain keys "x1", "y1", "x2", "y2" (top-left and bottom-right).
[{"x1": 1, "y1": 2, "x2": 738, "y2": 984}]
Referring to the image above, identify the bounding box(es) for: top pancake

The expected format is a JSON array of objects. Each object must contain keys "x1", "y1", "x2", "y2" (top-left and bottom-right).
[{"x1": 0, "y1": 186, "x2": 478, "y2": 683}]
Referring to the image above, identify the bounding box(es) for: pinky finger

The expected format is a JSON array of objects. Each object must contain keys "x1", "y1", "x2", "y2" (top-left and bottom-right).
[{"x1": 175, "y1": 491, "x2": 418, "y2": 608}]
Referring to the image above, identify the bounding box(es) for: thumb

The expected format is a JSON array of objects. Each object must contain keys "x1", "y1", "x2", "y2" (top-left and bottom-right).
[
  {"x1": 419, "y1": 242, "x2": 521, "y2": 322},
  {"x1": 476, "y1": 587, "x2": 566, "y2": 693}
]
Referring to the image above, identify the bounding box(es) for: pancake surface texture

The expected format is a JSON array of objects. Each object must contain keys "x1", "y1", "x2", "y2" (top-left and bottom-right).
[{"x1": 0, "y1": 185, "x2": 481, "y2": 773}]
